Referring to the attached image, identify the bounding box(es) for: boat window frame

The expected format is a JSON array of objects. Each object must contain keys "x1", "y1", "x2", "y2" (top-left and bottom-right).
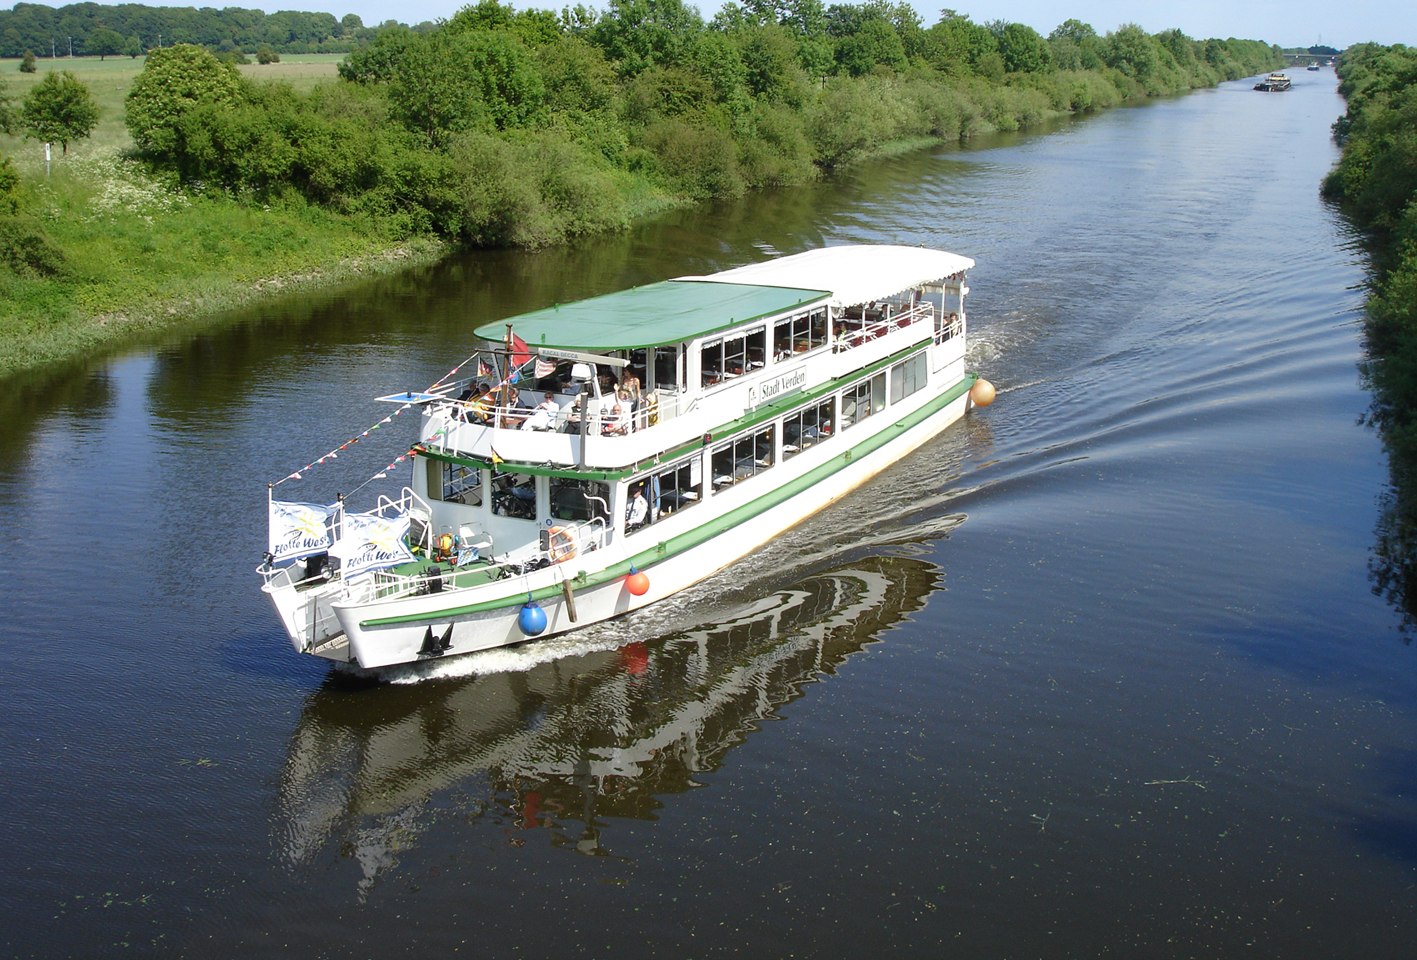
[
  {"x1": 841, "y1": 371, "x2": 887, "y2": 431},
  {"x1": 629, "y1": 454, "x2": 703, "y2": 528},
  {"x1": 491, "y1": 466, "x2": 537, "y2": 519},
  {"x1": 700, "y1": 325, "x2": 767, "y2": 389},
  {"x1": 773, "y1": 307, "x2": 829, "y2": 360},
  {"x1": 434, "y1": 458, "x2": 483, "y2": 505},
  {"x1": 889, "y1": 353, "x2": 928, "y2": 405},
  {"x1": 710, "y1": 425, "x2": 777, "y2": 490},
  {"x1": 549, "y1": 476, "x2": 611, "y2": 524},
  {"x1": 782, "y1": 396, "x2": 837, "y2": 460}
]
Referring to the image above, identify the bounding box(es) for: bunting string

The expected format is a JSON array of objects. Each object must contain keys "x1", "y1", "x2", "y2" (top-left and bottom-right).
[{"x1": 268, "y1": 342, "x2": 538, "y2": 491}]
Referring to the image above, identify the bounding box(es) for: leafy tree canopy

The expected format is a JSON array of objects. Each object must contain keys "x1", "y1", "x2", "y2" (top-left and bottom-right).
[
  {"x1": 126, "y1": 44, "x2": 245, "y2": 156},
  {"x1": 21, "y1": 70, "x2": 98, "y2": 153}
]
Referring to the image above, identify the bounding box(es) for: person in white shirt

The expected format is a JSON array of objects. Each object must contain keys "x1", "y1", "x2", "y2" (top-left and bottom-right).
[
  {"x1": 626, "y1": 486, "x2": 648, "y2": 529},
  {"x1": 522, "y1": 391, "x2": 560, "y2": 431}
]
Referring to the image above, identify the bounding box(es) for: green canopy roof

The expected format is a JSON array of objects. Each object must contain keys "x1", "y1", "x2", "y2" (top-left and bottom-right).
[{"x1": 472, "y1": 280, "x2": 829, "y2": 351}]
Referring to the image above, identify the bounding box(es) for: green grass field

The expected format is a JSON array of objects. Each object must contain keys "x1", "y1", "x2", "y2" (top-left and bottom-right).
[
  {"x1": 1, "y1": 53, "x2": 344, "y2": 171},
  {"x1": 0, "y1": 53, "x2": 440, "y2": 379}
]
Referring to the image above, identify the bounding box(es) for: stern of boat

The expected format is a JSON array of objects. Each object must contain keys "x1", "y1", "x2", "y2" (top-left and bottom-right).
[{"x1": 260, "y1": 560, "x2": 351, "y2": 662}]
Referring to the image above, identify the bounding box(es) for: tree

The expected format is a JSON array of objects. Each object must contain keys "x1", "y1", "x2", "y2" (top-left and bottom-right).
[
  {"x1": 126, "y1": 44, "x2": 245, "y2": 157},
  {"x1": 124, "y1": 36, "x2": 142, "y2": 59},
  {"x1": 1049, "y1": 19, "x2": 1102, "y2": 71},
  {"x1": 923, "y1": 11, "x2": 997, "y2": 78},
  {"x1": 256, "y1": 44, "x2": 280, "y2": 64},
  {"x1": 834, "y1": 19, "x2": 905, "y2": 76},
  {"x1": 21, "y1": 70, "x2": 98, "y2": 154},
  {"x1": 1103, "y1": 23, "x2": 1162, "y2": 84},
  {"x1": 996, "y1": 22, "x2": 1050, "y2": 73},
  {"x1": 88, "y1": 27, "x2": 124, "y2": 60},
  {"x1": 20, "y1": 49, "x2": 36, "y2": 72},
  {"x1": 589, "y1": 0, "x2": 705, "y2": 77}
]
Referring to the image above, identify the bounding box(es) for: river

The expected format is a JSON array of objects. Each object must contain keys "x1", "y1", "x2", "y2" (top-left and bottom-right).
[{"x1": 4, "y1": 69, "x2": 1415, "y2": 957}]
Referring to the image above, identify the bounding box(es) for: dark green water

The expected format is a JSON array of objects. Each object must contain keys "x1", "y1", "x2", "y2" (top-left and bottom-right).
[{"x1": 5, "y1": 70, "x2": 1415, "y2": 957}]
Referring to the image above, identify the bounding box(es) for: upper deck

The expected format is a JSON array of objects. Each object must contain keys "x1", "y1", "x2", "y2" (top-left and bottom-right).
[{"x1": 421, "y1": 245, "x2": 974, "y2": 472}]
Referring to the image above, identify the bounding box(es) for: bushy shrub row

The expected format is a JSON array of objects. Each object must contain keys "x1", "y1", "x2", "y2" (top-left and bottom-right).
[
  {"x1": 116, "y1": 3, "x2": 1279, "y2": 248},
  {"x1": 1322, "y1": 43, "x2": 1417, "y2": 625}
]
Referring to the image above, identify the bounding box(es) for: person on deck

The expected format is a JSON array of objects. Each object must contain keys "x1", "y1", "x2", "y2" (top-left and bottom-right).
[{"x1": 522, "y1": 392, "x2": 560, "y2": 431}]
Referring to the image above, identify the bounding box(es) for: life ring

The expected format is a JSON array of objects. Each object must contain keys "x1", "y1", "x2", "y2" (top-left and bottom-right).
[{"x1": 546, "y1": 526, "x2": 578, "y2": 564}]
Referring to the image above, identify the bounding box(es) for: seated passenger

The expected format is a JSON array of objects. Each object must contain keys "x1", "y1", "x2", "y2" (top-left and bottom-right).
[
  {"x1": 460, "y1": 391, "x2": 493, "y2": 423},
  {"x1": 602, "y1": 398, "x2": 629, "y2": 436},
  {"x1": 522, "y1": 392, "x2": 560, "y2": 431}
]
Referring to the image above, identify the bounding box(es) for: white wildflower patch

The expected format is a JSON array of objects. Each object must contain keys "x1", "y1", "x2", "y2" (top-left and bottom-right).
[{"x1": 70, "y1": 154, "x2": 189, "y2": 224}]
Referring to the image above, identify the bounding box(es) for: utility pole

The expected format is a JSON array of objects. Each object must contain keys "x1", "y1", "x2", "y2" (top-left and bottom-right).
[
  {"x1": 50, "y1": 38, "x2": 55, "y2": 58},
  {"x1": 67, "y1": 36, "x2": 72, "y2": 58}
]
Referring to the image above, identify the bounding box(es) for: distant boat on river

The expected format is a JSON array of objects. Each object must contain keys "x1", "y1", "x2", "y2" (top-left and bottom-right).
[{"x1": 1255, "y1": 73, "x2": 1292, "y2": 91}]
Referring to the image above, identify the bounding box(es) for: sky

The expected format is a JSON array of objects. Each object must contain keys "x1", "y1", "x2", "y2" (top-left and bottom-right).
[{"x1": 17, "y1": 0, "x2": 1414, "y2": 50}]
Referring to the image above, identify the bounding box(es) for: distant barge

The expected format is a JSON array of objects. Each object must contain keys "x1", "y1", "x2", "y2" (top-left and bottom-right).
[{"x1": 1255, "y1": 73, "x2": 1292, "y2": 92}]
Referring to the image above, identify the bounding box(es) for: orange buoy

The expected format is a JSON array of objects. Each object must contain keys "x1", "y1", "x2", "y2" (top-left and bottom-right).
[
  {"x1": 626, "y1": 567, "x2": 650, "y2": 596},
  {"x1": 969, "y1": 378, "x2": 996, "y2": 407}
]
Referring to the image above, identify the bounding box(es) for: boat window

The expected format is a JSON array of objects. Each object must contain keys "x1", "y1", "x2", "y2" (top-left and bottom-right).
[
  {"x1": 550, "y1": 478, "x2": 610, "y2": 524},
  {"x1": 431, "y1": 459, "x2": 483, "y2": 505},
  {"x1": 701, "y1": 327, "x2": 765, "y2": 388},
  {"x1": 774, "y1": 308, "x2": 828, "y2": 360},
  {"x1": 491, "y1": 469, "x2": 536, "y2": 519},
  {"x1": 841, "y1": 372, "x2": 886, "y2": 431},
  {"x1": 782, "y1": 397, "x2": 837, "y2": 460},
  {"x1": 889, "y1": 353, "x2": 928, "y2": 404},
  {"x1": 710, "y1": 426, "x2": 776, "y2": 490},
  {"x1": 630, "y1": 456, "x2": 703, "y2": 527},
  {"x1": 651, "y1": 345, "x2": 683, "y2": 392}
]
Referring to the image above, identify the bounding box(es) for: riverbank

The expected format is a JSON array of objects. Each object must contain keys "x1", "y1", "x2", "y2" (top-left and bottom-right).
[
  {"x1": 1322, "y1": 42, "x2": 1417, "y2": 628},
  {"x1": 0, "y1": 153, "x2": 451, "y2": 377}
]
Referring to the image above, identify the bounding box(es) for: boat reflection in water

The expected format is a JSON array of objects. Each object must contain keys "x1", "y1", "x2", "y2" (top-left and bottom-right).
[{"x1": 276, "y1": 551, "x2": 945, "y2": 895}]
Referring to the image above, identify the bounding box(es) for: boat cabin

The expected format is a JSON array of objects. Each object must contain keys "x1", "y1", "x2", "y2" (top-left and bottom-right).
[{"x1": 401, "y1": 247, "x2": 972, "y2": 570}]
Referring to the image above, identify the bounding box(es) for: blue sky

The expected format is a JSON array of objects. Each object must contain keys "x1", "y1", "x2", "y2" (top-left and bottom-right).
[{"x1": 19, "y1": 1, "x2": 1413, "y2": 49}]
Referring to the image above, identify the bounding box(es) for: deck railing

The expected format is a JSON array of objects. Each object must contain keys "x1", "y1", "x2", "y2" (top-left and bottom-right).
[
  {"x1": 354, "y1": 512, "x2": 610, "y2": 604},
  {"x1": 833, "y1": 301, "x2": 935, "y2": 352},
  {"x1": 933, "y1": 311, "x2": 964, "y2": 346}
]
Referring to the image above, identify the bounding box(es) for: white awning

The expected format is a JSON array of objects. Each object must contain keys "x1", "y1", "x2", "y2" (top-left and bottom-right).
[{"x1": 681, "y1": 244, "x2": 974, "y2": 310}]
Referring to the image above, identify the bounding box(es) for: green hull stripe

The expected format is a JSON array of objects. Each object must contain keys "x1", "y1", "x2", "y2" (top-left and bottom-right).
[{"x1": 361, "y1": 374, "x2": 975, "y2": 629}]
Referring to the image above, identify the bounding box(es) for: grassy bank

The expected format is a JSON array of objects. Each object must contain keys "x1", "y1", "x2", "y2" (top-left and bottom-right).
[{"x1": 0, "y1": 55, "x2": 451, "y2": 377}]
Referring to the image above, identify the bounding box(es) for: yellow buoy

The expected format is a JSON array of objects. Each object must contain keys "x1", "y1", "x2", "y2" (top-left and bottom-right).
[{"x1": 969, "y1": 378, "x2": 996, "y2": 407}]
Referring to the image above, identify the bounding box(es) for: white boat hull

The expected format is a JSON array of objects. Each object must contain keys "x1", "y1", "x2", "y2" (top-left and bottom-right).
[{"x1": 325, "y1": 386, "x2": 972, "y2": 669}]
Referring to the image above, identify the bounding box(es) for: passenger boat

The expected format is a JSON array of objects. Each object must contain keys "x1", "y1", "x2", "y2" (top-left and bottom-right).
[
  {"x1": 1254, "y1": 72, "x2": 1291, "y2": 91},
  {"x1": 259, "y1": 244, "x2": 990, "y2": 670}
]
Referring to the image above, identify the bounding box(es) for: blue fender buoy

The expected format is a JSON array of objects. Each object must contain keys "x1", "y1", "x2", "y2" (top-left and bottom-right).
[{"x1": 519, "y1": 596, "x2": 547, "y2": 636}]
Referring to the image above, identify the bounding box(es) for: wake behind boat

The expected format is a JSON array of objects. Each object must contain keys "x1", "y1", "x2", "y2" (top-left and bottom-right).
[{"x1": 259, "y1": 244, "x2": 991, "y2": 670}]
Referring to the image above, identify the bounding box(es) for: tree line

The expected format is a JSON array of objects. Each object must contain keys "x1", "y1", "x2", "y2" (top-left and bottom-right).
[
  {"x1": 0, "y1": 2, "x2": 383, "y2": 59},
  {"x1": 106, "y1": 0, "x2": 1277, "y2": 248},
  {"x1": 1321, "y1": 42, "x2": 1417, "y2": 629}
]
